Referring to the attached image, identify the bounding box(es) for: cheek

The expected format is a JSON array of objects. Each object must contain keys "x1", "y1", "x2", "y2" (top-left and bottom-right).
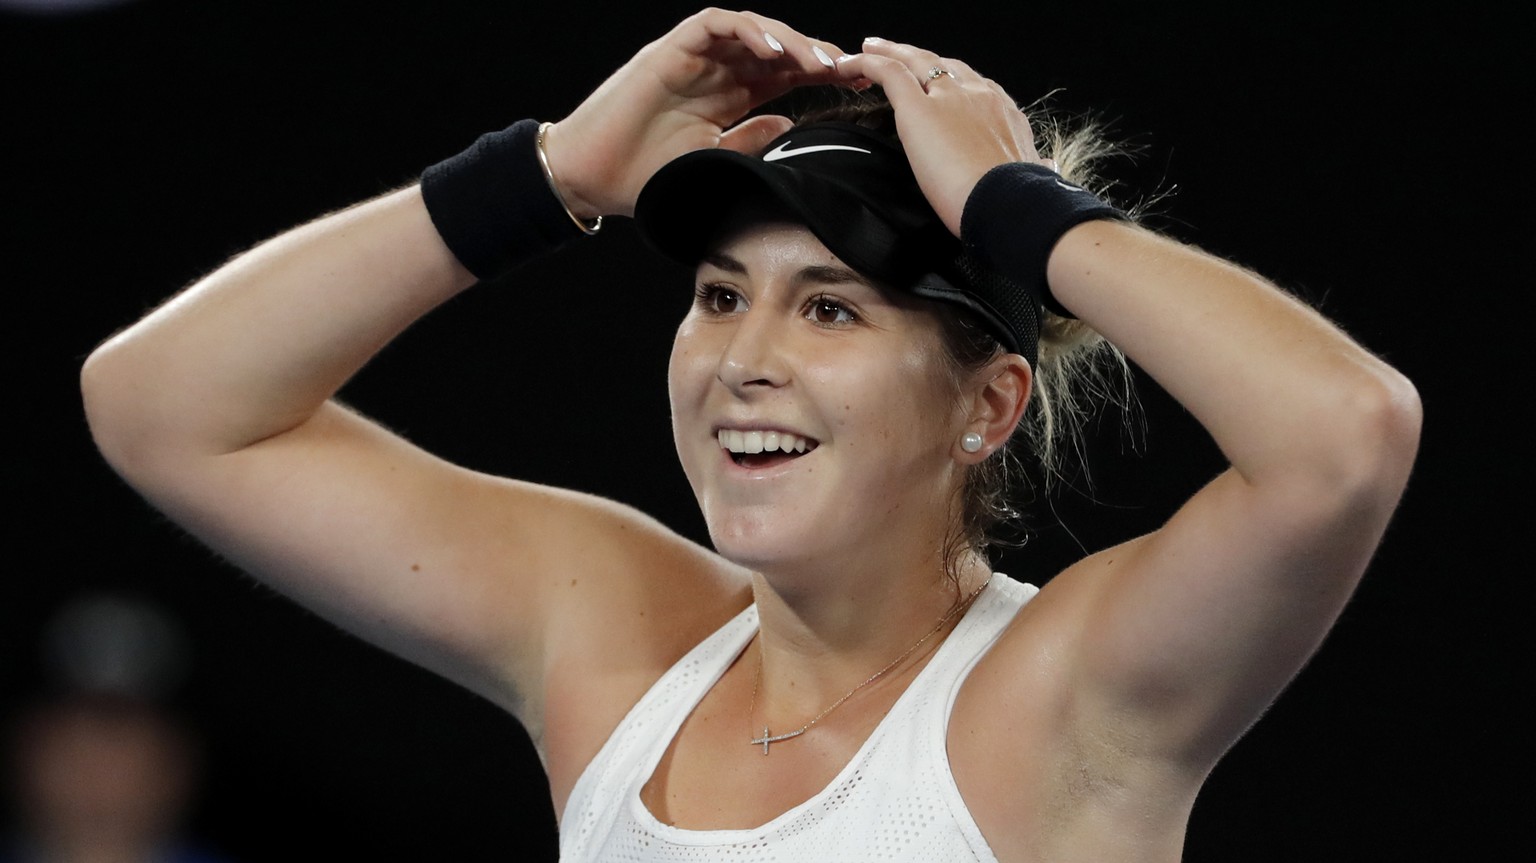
[
  {"x1": 895, "y1": 354, "x2": 964, "y2": 459},
  {"x1": 667, "y1": 321, "x2": 706, "y2": 404},
  {"x1": 667, "y1": 335, "x2": 702, "y2": 490},
  {"x1": 808, "y1": 349, "x2": 956, "y2": 451},
  {"x1": 667, "y1": 321, "x2": 717, "y2": 472},
  {"x1": 900, "y1": 319, "x2": 967, "y2": 409}
]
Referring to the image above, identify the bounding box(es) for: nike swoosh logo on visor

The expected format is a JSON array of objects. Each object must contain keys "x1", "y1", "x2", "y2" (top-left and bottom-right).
[{"x1": 762, "y1": 142, "x2": 874, "y2": 162}]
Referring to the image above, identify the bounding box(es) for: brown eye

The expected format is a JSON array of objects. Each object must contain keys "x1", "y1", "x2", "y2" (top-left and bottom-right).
[
  {"x1": 695, "y1": 284, "x2": 746, "y2": 315},
  {"x1": 806, "y1": 296, "x2": 855, "y2": 325}
]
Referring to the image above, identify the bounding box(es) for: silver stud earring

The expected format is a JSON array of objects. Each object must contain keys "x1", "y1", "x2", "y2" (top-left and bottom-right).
[{"x1": 960, "y1": 431, "x2": 984, "y2": 453}]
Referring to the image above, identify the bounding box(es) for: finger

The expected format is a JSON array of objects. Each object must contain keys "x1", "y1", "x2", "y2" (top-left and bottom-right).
[
  {"x1": 685, "y1": 8, "x2": 839, "y2": 76},
  {"x1": 856, "y1": 40, "x2": 967, "y2": 97},
  {"x1": 742, "y1": 18, "x2": 845, "y2": 73},
  {"x1": 831, "y1": 52, "x2": 926, "y2": 105},
  {"x1": 677, "y1": 8, "x2": 790, "y2": 62},
  {"x1": 859, "y1": 36, "x2": 949, "y2": 78},
  {"x1": 740, "y1": 12, "x2": 846, "y2": 75},
  {"x1": 807, "y1": 38, "x2": 846, "y2": 73},
  {"x1": 719, "y1": 114, "x2": 794, "y2": 155}
]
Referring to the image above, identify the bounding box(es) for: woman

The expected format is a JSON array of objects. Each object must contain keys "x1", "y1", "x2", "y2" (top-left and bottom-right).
[{"x1": 80, "y1": 9, "x2": 1420, "y2": 861}]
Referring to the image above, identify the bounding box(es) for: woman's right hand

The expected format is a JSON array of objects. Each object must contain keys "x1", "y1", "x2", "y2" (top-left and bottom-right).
[{"x1": 542, "y1": 8, "x2": 846, "y2": 219}]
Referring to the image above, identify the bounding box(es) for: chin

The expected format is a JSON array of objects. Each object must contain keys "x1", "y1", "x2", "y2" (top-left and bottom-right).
[
  {"x1": 703, "y1": 508, "x2": 820, "y2": 572},
  {"x1": 706, "y1": 519, "x2": 785, "y2": 568}
]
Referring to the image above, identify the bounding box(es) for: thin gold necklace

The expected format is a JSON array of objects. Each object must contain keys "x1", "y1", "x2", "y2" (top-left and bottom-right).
[{"x1": 747, "y1": 580, "x2": 988, "y2": 755}]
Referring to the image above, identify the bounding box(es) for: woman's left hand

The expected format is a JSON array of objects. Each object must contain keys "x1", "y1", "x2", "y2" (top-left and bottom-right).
[{"x1": 835, "y1": 39, "x2": 1049, "y2": 236}]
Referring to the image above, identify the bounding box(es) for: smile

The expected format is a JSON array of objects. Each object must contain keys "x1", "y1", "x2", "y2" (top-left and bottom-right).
[{"x1": 717, "y1": 428, "x2": 819, "y2": 469}]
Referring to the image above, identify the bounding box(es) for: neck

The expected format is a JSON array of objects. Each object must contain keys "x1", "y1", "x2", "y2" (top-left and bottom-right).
[{"x1": 747, "y1": 547, "x2": 991, "y2": 716}]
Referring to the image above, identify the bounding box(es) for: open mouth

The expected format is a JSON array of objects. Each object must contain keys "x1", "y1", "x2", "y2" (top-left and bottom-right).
[{"x1": 718, "y1": 429, "x2": 819, "y2": 470}]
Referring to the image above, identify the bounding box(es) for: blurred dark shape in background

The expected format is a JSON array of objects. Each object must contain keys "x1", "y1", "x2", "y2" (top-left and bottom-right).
[{"x1": 2, "y1": 594, "x2": 232, "y2": 863}]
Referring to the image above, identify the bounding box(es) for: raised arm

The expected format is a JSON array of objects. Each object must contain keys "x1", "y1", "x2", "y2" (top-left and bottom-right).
[
  {"x1": 1039, "y1": 221, "x2": 1420, "y2": 757},
  {"x1": 841, "y1": 42, "x2": 1420, "y2": 770},
  {"x1": 80, "y1": 10, "x2": 845, "y2": 736}
]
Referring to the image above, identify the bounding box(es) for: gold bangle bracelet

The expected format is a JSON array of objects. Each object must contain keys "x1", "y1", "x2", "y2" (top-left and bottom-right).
[{"x1": 535, "y1": 122, "x2": 602, "y2": 236}]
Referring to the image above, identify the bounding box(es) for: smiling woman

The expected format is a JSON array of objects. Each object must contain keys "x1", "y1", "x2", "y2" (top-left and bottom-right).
[{"x1": 79, "y1": 7, "x2": 1419, "y2": 862}]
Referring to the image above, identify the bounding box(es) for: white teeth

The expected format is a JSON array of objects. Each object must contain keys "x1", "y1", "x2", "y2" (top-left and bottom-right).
[{"x1": 718, "y1": 429, "x2": 816, "y2": 454}]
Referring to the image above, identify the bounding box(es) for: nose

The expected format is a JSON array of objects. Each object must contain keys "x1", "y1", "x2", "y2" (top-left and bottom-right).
[{"x1": 716, "y1": 307, "x2": 791, "y2": 394}]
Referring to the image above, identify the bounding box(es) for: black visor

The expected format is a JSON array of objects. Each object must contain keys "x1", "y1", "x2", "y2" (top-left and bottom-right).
[{"x1": 635, "y1": 121, "x2": 1039, "y2": 366}]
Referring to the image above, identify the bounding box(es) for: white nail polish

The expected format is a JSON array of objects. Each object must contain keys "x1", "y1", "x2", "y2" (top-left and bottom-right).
[
  {"x1": 764, "y1": 32, "x2": 784, "y2": 53},
  {"x1": 812, "y1": 46, "x2": 835, "y2": 68}
]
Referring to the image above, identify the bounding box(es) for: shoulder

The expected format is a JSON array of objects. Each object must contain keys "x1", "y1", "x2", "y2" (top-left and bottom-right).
[
  {"x1": 528, "y1": 497, "x2": 754, "y2": 807},
  {"x1": 949, "y1": 539, "x2": 1173, "y2": 753},
  {"x1": 946, "y1": 547, "x2": 1203, "y2": 854}
]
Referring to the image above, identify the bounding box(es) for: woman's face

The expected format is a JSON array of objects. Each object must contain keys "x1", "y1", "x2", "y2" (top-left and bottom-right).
[{"x1": 668, "y1": 221, "x2": 969, "y2": 574}]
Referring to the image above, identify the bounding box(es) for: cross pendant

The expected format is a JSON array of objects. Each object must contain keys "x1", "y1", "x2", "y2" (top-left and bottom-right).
[{"x1": 749, "y1": 726, "x2": 804, "y2": 755}]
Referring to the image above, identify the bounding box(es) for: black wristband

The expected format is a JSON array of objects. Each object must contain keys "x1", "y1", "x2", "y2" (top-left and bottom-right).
[
  {"x1": 420, "y1": 119, "x2": 587, "y2": 281},
  {"x1": 960, "y1": 163, "x2": 1125, "y2": 318}
]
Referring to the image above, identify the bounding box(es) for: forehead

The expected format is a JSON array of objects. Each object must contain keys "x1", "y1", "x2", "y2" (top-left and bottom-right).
[
  {"x1": 704, "y1": 194, "x2": 828, "y2": 254},
  {"x1": 705, "y1": 219, "x2": 843, "y2": 272}
]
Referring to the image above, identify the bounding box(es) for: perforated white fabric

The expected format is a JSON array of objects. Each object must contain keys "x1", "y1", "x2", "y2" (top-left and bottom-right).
[{"x1": 559, "y1": 573, "x2": 1039, "y2": 862}]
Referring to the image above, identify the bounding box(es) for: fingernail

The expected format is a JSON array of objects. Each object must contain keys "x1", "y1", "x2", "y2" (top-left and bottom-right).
[
  {"x1": 764, "y1": 32, "x2": 784, "y2": 53},
  {"x1": 863, "y1": 36, "x2": 884, "y2": 44},
  {"x1": 835, "y1": 54, "x2": 855, "y2": 64},
  {"x1": 812, "y1": 46, "x2": 835, "y2": 68}
]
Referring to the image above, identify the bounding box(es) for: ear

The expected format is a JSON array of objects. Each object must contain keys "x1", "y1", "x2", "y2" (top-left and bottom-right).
[
  {"x1": 718, "y1": 115, "x2": 794, "y2": 155},
  {"x1": 953, "y1": 354, "x2": 1033, "y2": 462}
]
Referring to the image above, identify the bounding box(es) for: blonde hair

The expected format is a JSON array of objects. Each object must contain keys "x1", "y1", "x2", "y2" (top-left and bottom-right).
[{"x1": 1019, "y1": 103, "x2": 1138, "y2": 484}]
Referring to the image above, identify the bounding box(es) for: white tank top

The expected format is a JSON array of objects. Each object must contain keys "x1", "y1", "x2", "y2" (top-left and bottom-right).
[{"x1": 559, "y1": 572, "x2": 1039, "y2": 862}]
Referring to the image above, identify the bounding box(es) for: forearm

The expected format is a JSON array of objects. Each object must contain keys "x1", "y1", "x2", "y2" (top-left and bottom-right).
[
  {"x1": 83, "y1": 185, "x2": 475, "y2": 471},
  {"x1": 1047, "y1": 219, "x2": 1420, "y2": 493}
]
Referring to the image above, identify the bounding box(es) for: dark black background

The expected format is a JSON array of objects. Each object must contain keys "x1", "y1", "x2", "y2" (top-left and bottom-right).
[{"x1": 2, "y1": 0, "x2": 1523, "y2": 859}]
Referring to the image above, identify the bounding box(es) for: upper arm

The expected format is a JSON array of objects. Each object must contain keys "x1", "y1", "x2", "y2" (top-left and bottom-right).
[
  {"x1": 1055, "y1": 417, "x2": 1419, "y2": 768},
  {"x1": 1008, "y1": 220, "x2": 1426, "y2": 769},
  {"x1": 118, "y1": 398, "x2": 738, "y2": 718},
  {"x1": 953, "y1": 431, "x2": 1419, "y2": 849}
]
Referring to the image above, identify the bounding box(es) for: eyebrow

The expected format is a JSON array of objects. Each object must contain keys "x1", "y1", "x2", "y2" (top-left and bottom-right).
[
  {"x1": 700, "y1": 253, "x2": 873, "y2": 289},
  {"x1": 700, "y1": 253, "x2": 747, "y2": 275}
]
